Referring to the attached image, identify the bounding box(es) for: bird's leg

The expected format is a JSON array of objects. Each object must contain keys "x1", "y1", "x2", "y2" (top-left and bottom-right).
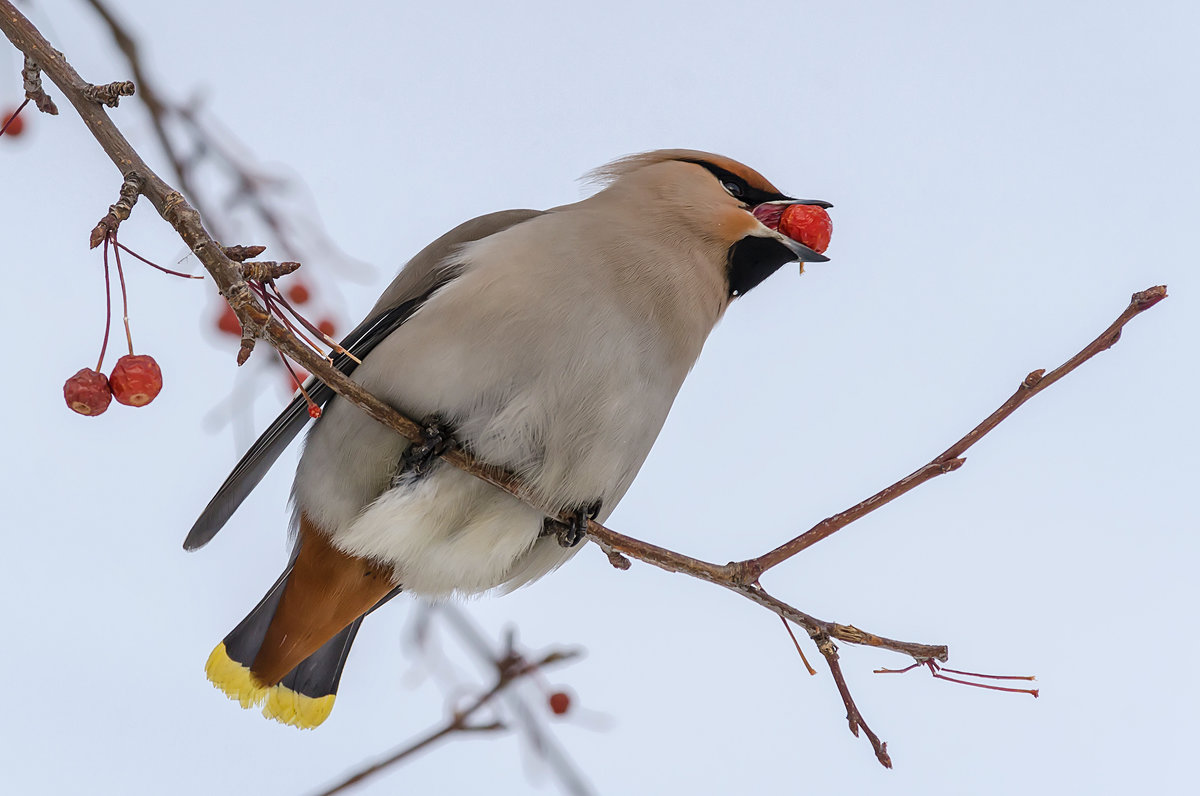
[
  {"x1": 392, "y1": 415, "x2": 456, "y2": 485},
  {"x1": 543, "y1": 500, "x2": 603, "y2": 548}
]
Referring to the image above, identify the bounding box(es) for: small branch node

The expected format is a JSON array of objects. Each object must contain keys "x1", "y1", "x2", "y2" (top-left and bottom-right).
[
  {"x1": 236, "y1": 333, "x2": 256, "y2": 366},
  {"x1": 597, "y1": 542, "x2": 631, "y2": 570},
  {"x1": 726, "y1": 560, "x2": 761, "y2": 587},
  {"x1": 1132, "y1": 284, "x2": 1168, "y2": 311},
  {"x1": 89, "y1": 172, "x2": 144, "y2": 248},
  {"x1": 82, "y1": 80, "x2": 136, "y2": 108},
  {"x1": 1022, "y1": 368, "x2": 1046, "y2": 389},
  {"x1": 21, "y1": 55, "x2": 58, "y2": 114},
  {"x1": 162, "y1": 191, "x2": 187, "y2": 220},
  {"x1": 1099, "y1": 329, "x2": 1122, "y2": 352},
  {"x1": 222, "y1": 244, "x2": 267, "y2": 262},
  {"x1": 240, "y1": 260, "x2": 302, "y2": 281},
  {"x1": 939, "y1": 457, "x2": 966, "y2": 474}
]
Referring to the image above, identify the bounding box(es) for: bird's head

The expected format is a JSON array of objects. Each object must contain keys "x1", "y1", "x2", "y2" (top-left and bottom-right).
[{"x1": 587, "y1": 149, "x2": 832, "y2": 299}]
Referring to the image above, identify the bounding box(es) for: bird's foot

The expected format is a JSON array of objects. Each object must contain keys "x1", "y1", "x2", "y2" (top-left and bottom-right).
[
  {"x1": 543, "y1": 500, "x2": 602, "y2": 548},
  {"x1": 392, "y1": 416, "x2": 455, "y2": 485}
]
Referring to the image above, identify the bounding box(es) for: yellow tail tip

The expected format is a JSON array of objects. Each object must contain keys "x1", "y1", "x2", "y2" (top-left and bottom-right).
[
  {"x1": 262, "y1": 684, "x2": 335, "y2": 729},
  {"x1": 205, "y1": 642, "x2": 268, "y2": 709}
]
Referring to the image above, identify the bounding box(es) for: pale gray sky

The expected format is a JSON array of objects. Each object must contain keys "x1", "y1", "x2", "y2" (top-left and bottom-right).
[{"x1": 3, "y1": 1, "x2": 1197, "y2": 794}]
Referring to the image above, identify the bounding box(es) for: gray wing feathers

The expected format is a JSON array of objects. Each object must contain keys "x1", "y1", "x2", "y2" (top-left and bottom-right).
[
  {"x1": 183, "y1": 209, "x2": 545, "y2": 551},
  {"x1": 368, "y1": 209, "x2": 546, "y2": 315}
]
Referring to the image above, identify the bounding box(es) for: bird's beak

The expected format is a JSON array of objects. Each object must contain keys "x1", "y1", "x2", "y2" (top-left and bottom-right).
[{"x1": 751, "y1": 199, "x2": 833, "y2": 263}]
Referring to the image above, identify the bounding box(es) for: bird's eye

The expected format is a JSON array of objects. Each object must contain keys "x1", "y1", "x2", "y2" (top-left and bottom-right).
[{"x1": 723, "y1": 180, "x2": 745, "y2": 198}]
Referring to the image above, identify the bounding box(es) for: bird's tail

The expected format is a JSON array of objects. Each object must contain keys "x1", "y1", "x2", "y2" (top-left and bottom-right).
[
  {"x1": 205, "y1": 613, "x2": 363, "y2": 729},
  {"x1": 204, "y1": 518, "x2": 400, "y2": 729}
]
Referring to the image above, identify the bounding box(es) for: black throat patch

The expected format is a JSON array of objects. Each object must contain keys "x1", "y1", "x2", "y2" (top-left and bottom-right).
[{"x1": 727, "y1": 236, "x2": 797, "y2": 298}]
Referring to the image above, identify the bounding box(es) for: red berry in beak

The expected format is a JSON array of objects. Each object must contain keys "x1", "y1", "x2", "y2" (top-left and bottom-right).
[
  {"x1": 779, "y1": 204, "x2": 832, "y2": 254},
  {"x1": 109, "y1": 354, "x2": 163, "y2": 407},
  {"x1": 64, "y1": 368, "x2": 113, "y2": 416}
]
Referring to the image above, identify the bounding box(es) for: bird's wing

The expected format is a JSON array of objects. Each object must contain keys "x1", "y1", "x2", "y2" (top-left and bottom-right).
[{"x1": 183, "y1": 209, "x2": 546, "y2": 551}]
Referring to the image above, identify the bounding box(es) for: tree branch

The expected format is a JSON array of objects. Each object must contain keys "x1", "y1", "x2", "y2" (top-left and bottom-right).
[
  {"x1": 312, "y1": 648, "x2": 579, "y2": 796},
  {"x1": 730, "y1": 284, "x2": 1168, "y2": 581}
]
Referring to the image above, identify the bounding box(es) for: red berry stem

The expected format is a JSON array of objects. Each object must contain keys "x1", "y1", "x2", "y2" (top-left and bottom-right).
[
  {"x1": 258, "y1": 284, "x2": 328, "y2": 360},
  {"x1": 111, "y1": 233, "x2": 135, "y2": 355},
  {"x1": 778, "y1": 614, "x2": 817, "y2": 676},
  {"x1": 0, "y1": 98, "x2": 29, "y2": 136},
  {"x1": 930, "y1": 671, "x2": 1039, "y2": 698},
  {"x1": 937, "y1": 666, "x2": 1037, "y2": 681},
  {"x1": 113, "y1": 239, "x2": 204, "y2": 280},
  {"x1": 874, "y1": 659, "x2": 1038, "y2": 697},
  {"x1": 265, "y1": 281, "x2": 360, "y2": 363},
  {"x1": 276, "y1": 349, "x2": 322, "y2": 418},
  {"x1": 96, "y1": 236, "x2": 114, "y2": 373}
]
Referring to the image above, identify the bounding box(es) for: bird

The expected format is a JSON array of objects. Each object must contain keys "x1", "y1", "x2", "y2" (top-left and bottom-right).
[{"x1": 188, "y1": 149, "x2": 832, "y2": 728}]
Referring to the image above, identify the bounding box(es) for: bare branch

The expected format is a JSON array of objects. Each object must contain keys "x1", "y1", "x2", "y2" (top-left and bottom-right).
[
  {"x1": 312, "y1": 650, "x2": 577, "y2": 796},
  {"x1": 817, "y1": 634, "x2": 892, "y2": 768},
  {"x1": 731, "y1": 285, "x2": 1168, "y2": 581}
]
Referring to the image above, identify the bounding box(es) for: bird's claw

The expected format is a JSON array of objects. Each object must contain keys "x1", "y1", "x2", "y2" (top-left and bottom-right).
[
  {"x1": 393, "y1": 416, "x2": 455, "y2": 484},
  {"x1": 544, "y1": 500, "x2": 602, "y2": 548}
]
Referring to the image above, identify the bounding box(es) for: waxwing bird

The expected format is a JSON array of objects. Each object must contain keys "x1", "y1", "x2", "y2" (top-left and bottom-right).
[{"x1": 189, "y1": 149, "x2": 832, "y2": 728}]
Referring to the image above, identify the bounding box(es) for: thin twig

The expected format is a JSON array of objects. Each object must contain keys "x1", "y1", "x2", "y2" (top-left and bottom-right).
[
  {"x1": 433, "y1": 605, "x2": 594, "y2": 795},
  {"x1": 817, "y1": 634, "x2": 892, "y2": 768},
  {"x1": 779, "y1": 614, "x2": 817, "y2": 676},
  {"x1": 730, "y1": 285, "x2": 1168, "y2": 582},
  {"x1": 312, "y1": 650, "x2": 575, "y2": 796}
]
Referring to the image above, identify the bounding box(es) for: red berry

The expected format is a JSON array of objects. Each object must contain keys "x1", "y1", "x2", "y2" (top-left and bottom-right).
[
  {"x1": 217, "y1": 305, "x2": 242, "y2": 336},
  {"x1": 1, "y1": 107, "x2": 25, "y2": 137},
  {"x1": 109, "y1": 354, "x2": 163, "y2": 407},
  {"x1": 287, "y1": 282, "x2": 311, "y2": 304},
  {"x1": 308, "y1": 404, "x2": 322, "y2": 419},
  {"x1": 778, "y1": 204, "x2": 832, "y2": 254},
  {"x1": 64, "y1": 368, "x2": 112, "y2": 416},
  {"x1": 317, "y1": 318, "x2": 336, "y2": 338},
  {"x1": 548, "y1": 691, "x2": 571, "y2": 715}
]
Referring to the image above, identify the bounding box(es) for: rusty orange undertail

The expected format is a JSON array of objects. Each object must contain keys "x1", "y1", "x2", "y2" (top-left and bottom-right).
[
  {"x1": 252, "y1": 516, "x2": 397, "y2": 685},
  {"x1": 204, "y1": 513, "x2": 400, "y2": 728}
]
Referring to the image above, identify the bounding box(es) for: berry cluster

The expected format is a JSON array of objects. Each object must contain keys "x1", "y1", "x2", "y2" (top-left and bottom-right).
[{"x1": 63, "y1": 234, "x2": 199, "y2": 416}]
